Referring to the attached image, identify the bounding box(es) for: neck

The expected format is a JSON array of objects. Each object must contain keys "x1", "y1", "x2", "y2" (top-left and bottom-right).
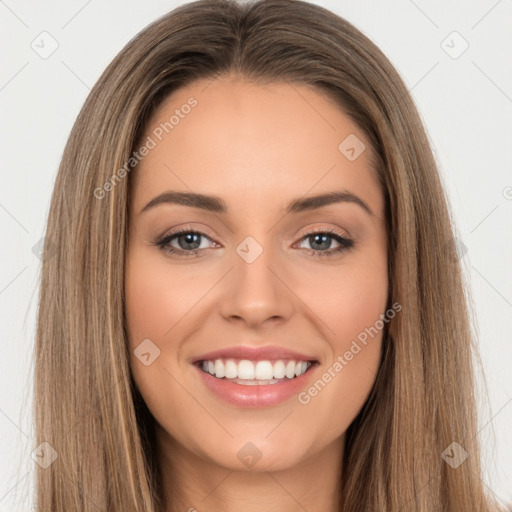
[{"x1": 157, "y1": 429, "x2": 344, "y2": 512}]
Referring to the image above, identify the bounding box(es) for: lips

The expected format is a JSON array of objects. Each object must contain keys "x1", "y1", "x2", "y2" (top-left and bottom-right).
[
  {"x1": 191, "y1": 345, "x2": 319, "y2": 408},
  {"x1": 192, "y1": 345, "x2": 317, "y2": 364}
]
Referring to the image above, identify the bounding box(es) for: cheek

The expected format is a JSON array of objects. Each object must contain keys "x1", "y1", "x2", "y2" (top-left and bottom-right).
[
  {"x1": 293, "y1": 252, "x2": 388, "y2": 430},
  {"x1": 124, "y1": 246, "x2": 225, "y2": 400},
  {"x1": 124, "y1": 248, "x2": 211, "y2": 345},
  {"x1": 296, "y1": 244, "x2": 388, "y2": 352},
  {"x1": 124, "y1": 249, "x2": 183, "y2": 390},
  {"x1": 125, "y1": 259, "x2": 172, "y2": 345},
  {"x1": 329, "y1": 268, "x2": 388, "y2": 349},
  {"x1": 124, "y1": 249, "x2": 199, "y2": 434}
]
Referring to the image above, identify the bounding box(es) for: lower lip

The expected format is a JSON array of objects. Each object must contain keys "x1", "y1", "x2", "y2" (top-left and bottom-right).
[{"x1": 194, "y1": 363, "x2": 318, "y2": 408}]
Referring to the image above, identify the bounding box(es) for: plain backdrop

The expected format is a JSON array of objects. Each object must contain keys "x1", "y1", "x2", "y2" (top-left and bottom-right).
[{"x1": 1, "y1": 0, "x2": 511, "y2": 509}]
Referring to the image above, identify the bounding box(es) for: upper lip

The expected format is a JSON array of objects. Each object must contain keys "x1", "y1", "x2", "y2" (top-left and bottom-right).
[{"x1": 191, "y1": 345, "x2": 318, "y2": 363}]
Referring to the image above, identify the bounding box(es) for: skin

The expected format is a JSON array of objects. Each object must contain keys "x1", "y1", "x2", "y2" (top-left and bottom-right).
[{"x1": 125, "y1": 74, "x2": 388, "y2": 512}]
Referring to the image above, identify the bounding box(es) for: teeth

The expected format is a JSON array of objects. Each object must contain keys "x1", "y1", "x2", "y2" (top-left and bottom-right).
[
  {"x1": 200, "y1": 358, "x2": 312, "y2": 380},
  {"x1": 285, "y1": 360, "x2": 296, "y2": 379},
  {"x1": 225, "y1": 359, "x2": 238, "y2": 379},
  {"x1": 214, "y1": 359, "x2": 225, "y2": 378},
  {"x1": 238, "y1": 360, "x2": 254, "y2": 380},
  {"x1": 255, "y1": 361, "x2": 273, "y2": 380},
  {"x1": 273, "y1": 360, "x2": 286, "y2": 379}
]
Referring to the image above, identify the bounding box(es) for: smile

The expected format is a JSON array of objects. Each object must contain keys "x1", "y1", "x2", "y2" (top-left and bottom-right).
[{"x1": 198, "y1": 358, "x2": 314, "y2": 384}]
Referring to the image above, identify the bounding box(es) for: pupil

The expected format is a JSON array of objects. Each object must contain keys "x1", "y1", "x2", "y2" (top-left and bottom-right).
[
  {"x1": 311, "y1": 234, "x2": 331, "y2": 251},
  {"x1": 180, "y1": 233, "x2": 200, "y2": 250}
]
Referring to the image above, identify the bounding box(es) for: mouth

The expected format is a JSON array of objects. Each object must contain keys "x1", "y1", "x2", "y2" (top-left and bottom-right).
[
  {"x1": 192, "y1": 346, "x2": 320, "y2": 407},
  {"x1": 195, "y1": 358, "x2": 316, "y2": 385}
]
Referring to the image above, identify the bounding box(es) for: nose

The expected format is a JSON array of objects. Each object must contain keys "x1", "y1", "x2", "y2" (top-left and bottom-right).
[{"x1": 218, "y1": 239, "x2": 295, "y2": 329}]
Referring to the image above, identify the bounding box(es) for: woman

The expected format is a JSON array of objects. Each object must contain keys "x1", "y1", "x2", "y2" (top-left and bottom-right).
[{"x1": 34, "y1": 0, "x2": 504, "y2": 510}]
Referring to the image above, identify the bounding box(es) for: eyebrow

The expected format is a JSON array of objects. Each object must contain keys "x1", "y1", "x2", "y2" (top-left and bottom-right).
[{"x1": 140, "y1": 190, "x2": 373, "y2": 216}]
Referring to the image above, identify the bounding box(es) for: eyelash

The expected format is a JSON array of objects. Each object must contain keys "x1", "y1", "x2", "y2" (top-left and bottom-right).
[{"x1": 154, "y1": 225, "x2": 354, "y2": 259}]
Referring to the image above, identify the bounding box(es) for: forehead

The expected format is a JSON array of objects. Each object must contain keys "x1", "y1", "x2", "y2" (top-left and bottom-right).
[{"x1": 131, "y1": 76, "x2": 383, "y2": 219}]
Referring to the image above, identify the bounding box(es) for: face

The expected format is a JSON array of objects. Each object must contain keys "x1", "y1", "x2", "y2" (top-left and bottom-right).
[{"x1": 125, "y1": 75, "x2": 388, "y2": 473}]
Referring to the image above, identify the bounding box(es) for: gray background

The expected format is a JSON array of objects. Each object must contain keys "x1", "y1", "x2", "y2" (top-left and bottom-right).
[{"x1": 1, "y1": 0, "x2": 511, "y2": 509}]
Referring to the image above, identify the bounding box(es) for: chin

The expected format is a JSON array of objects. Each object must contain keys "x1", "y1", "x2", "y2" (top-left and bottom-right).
[{"x1": 195, "y1": 432, "x2": 315, "y2": 473}]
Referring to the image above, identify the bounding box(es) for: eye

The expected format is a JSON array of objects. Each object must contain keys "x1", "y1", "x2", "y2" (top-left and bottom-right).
[
  {"x1": 154, "y1": 226, "x2": 217, "y2": 257},
  {"x1": 296, "y1": 228, "x2": 354, "y2": 257}
]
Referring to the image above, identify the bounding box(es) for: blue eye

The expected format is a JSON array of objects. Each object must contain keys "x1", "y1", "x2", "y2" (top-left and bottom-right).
[
  {"x1": 155, "y1": 228, "x2": 214, "y2": 256},
  {"x1": 297, "y1": 230, "x2": 354, "y2": 256},
  {"x1": 154, "y1": 227, "x2": 354, "y2": 258}
]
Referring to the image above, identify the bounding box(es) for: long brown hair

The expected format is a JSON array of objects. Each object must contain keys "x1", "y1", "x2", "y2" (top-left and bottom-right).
[{"x1": 34, "y1": 0, "x2": 503, "y2": 510}]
